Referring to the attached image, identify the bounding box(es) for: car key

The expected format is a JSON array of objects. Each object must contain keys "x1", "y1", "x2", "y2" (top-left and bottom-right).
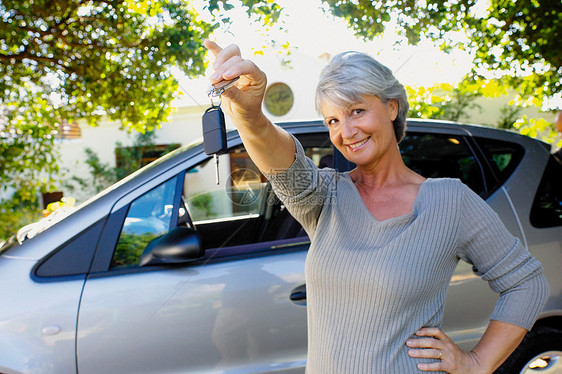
[
  {"x1": 202, "y1": 105, "x2": 227, "y2": 184},
  {"x1": 202, "y1": 77, "x2": 239, "y2": 185}
]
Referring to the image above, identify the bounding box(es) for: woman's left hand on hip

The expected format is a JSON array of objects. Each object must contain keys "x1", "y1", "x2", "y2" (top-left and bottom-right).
[{"x1": 406, "y1": 327, "x2": 485, "y2": 373}]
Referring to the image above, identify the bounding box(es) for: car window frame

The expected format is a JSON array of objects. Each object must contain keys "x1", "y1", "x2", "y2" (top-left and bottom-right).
[
  {"x1": 108, "y1": 173, "x2": 185, "y2": 269},
  {"x1": 31, "y1": 218, "x2": 107, "y2": 282},
  {"x1": 398, "y1": 127, "x2": 491, "y2": 198},
  {"x1": 471, "y1": 135, "x2": 526, "y2": 198},
  {"x1": 530, "y1": 155, "x2": 562, "y2": 228},
  {"x1": 89, "y1": 159, "x2": 198, "y2": 275}
]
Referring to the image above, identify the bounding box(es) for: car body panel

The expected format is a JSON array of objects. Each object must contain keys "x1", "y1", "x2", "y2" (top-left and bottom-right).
[
  {"x1": 77, "y1": 250, "x2": 308, "y2": 374},
  {"x1": 0, "y1": 258, "x2": 81, "y2": 374}
]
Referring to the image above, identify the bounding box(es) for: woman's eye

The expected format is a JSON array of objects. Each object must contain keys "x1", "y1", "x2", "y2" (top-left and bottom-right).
[
  {"x1": 351, "y1": 109, "x2": 364, "y2": 116},
  {"x1": 327, "y1": 119, "x2": 338, "y2": 126}
]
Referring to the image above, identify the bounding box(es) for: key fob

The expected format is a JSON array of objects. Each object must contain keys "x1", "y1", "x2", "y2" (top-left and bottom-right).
[{"x1": 202, "y1": 106, "x2": 227, "y2": 155}]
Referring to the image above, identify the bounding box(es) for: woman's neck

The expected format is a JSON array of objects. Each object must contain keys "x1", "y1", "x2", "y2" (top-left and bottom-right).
[{"x1": 350, "y1": 148, "x2": 416, "y2": 189}]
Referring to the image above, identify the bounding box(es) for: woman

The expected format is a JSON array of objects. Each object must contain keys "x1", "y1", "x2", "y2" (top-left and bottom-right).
[{"x1": 203, "y1": 40, "x2": 549, "y2": 373}]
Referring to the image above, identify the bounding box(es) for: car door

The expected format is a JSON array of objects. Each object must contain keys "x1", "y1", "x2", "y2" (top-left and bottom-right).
[{"x1": 75, "y1": 139, "x2": 328, "y2": 374}]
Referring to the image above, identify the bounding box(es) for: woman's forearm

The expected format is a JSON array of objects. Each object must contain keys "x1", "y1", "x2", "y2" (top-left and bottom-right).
[
  {"x1": 236, "y1": 112, "x2": 296, "y2": 174},
  {"x1": 470, "y1": 320, "x2": 527, "y2": 373}
]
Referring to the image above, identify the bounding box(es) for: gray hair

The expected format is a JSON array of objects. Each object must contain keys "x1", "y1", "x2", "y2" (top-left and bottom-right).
[{"x1": 315, "y1": 51, "x2": 409, "y2": 143}]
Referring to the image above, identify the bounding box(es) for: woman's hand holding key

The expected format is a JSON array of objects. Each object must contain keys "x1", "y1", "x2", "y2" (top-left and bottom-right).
[
  {"x1": 203, "y1": 40, "x2": 269, "y2": 128},
  {"x1": 203, "y1": 39, "x2": 296, "y2": 174}
]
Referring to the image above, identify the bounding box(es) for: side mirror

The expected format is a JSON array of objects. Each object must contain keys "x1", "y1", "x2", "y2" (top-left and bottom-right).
[{"x1": 139, "y1": 227, "x2": 203, "y2": 267}]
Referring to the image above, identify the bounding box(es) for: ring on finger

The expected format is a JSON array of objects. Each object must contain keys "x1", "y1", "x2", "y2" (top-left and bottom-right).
[{"x1": 438, "y1": 350, "x2": 443, "y2": 359}]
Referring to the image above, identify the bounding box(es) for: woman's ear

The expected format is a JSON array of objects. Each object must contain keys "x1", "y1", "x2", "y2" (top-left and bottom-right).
[{"x1": 389, "y1": 99, "x2": 398, "y2": 121}]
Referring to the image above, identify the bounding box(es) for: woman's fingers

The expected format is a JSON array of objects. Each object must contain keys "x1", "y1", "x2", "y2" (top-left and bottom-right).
[
  {"x1": 203, "y1": 39, "x2": 268, "y2": 123},
  {"x1": 417, "y1": 361, "x2": 444, "y2": 372},
  {"x1": 407, "y1": 328, "x2": 479, "y2": 373},
  {"x1": 203, "y1": 39, "x2": 225, "y2": 59},
  {"x1": 407, "y1": 335, "x2": 446, "y2": 372},
  {"x1": 204, "y1": 40, "x2": 256, "y2": 83},
  {"x1": 212, "y1": 44, "x2": 242, "y2": 68},
  {"x1": 209, "y1": 55, "x2": 243, "y2": 81},
  {"x1": 416, "y1": 327, "x2": 449, "y2": 340},
  {"x1": 213, "y1": 58, "x2": 259, "y2": 83},
  {"x1": 407, "y1": 337, "x2": 442, "y2": 350},
  {"x1": 407, "y1": 335, "x2": 443, "y2": 361},
  {"x1": 408, "y1": 347, "x2": 442, "y2": 359},
  {"x1": 204, "y1": 41, "x2": 242, "y2": 82},
  {"x1": 204, "y1": 39, "x2": 262, "y2": 85}
]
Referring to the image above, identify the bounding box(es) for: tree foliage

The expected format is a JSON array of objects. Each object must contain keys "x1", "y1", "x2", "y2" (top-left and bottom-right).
[
  {"x1": 320, "y1": 0, "x2": 561, "y2": 99},
  {"x1": 0, "y1": 0, "x2": 286, "y2": 199},
  {"x1": 0, "y1": 0, "x2": 216, "y2": 201},
  {"x1": 408, "y1": 79, "x2": 489, "y2": 122},
  {"x1": 1, "y1": 0, "x2": 215, "y2": 129},
  {"x1": 0, "y1": 190, "x2": 43, "y2": 241},
  {"x1": 513, "y1": 116, "x2": 561, "y2": 147},
  {"x1": 208, "y1": 0, "x2": 283, "y2": 25},
  {"x1": 0, "y1": 81, "x2": 62, "y2": 201},
  {"x1": 407, "y1": 79, "x2": 562, "y2": 148},
  {"x1": 407, "y1": 78, "x2": 503, "y2": 122}
]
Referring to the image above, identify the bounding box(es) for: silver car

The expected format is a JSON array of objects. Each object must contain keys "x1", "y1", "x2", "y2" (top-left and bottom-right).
[{"x1": 1, "y1": 119, "x2": 561, "y2": 374}]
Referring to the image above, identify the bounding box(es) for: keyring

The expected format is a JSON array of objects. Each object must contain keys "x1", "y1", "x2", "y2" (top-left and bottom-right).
[
  {"x1": 208, "y1": 93, "x2": 221, "y2": 108},
  {"x1": 207, "y1": 76, "x2": 240, "y2": 98}
]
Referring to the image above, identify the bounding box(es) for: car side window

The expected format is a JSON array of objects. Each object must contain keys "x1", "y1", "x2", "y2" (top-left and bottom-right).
[
  {"x1": 111, "y1": 176, "x2": 178, "y2": 268},
  {"x1": 530, "y1": 156, "x2": 562, "y2": 228},
  {"x1": 107, "y1": 133, "x2": 332, "y2": 267},
  {"x1": 184, "y1": 148, "x2": 268, "y2": 223},
  {"x1": 400, "y1": 133, "x2": 485, "y2": 196},
  {"x1": 185, "y1": 136, "x2": 332, "y2": 251},
  {"x1": 474, "y1": 136, "x2": 524, "y2": 193},
  {"x1": 182, "y1": 147, "x2": 269, "y2": 250}
]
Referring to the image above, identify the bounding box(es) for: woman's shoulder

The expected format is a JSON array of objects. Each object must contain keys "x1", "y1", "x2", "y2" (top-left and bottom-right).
[
  {"x1": 423, "y1": 178, "x2": 486, "y2": 210},
  {"x1": 423, "y1": 177, "x2": 466, "y2": 192},
  {"x1": 417, "y1": 178, "x2": 477, "y2": 217}
]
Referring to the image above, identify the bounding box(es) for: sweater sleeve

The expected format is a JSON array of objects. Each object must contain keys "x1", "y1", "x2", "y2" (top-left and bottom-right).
[
  {"x1": 456, "y1": 183, "x2": 549, "y2": 330},
  {"x1": 263, "y1": 135, "x2": 336, "y2": 237}
]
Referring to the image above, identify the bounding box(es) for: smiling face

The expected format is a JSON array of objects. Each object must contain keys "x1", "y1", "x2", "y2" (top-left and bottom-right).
[{"x1": 321, "y1": 95, "x2": 398, "y2": 168}]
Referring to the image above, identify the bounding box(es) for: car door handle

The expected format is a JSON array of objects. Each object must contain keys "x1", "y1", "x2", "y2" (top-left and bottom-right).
[{"x1": 290, "y1": 284, "x2": 307, "y2": 302}]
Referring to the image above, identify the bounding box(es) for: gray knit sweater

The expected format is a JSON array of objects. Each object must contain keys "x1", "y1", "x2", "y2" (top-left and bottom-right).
[{"x1": 266, "y1": 137, "x2": 549, "y2": 374}]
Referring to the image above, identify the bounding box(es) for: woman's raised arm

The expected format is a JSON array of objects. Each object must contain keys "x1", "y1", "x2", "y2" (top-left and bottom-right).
[{"x1": 203, "y1": 40, "x2": 296, "y2": 174}]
